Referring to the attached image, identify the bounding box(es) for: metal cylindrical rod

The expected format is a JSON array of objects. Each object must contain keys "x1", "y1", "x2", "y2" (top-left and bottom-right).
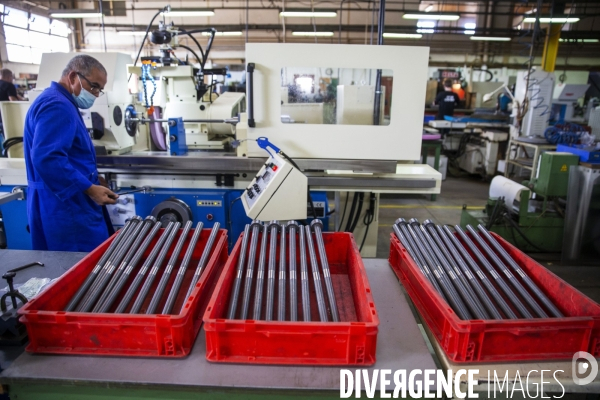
[
  {"x1": 466, "y1": 225, "x2": 548, "y2": 318},
  {"x1": 401, "y1": 219, "x2": 472, "y2": 320},
  {"x1": 410, "y1": 220, "x2": 474, "y2": 320},
  {"x1": 114, "y1": 222, "x2": 175, "y2": 313},
  {"x1": 265, "y1": 221, "x2": 279, "y2": 321},
  {"x1": 305, "y1": 225, "x2": 328, "y2": 322},
  {"x1": 443, "y1": 225, "x2": 517, "y2": 319},
  {"x1": 240, "y1": 221, "x2": 262, "y2": 320},
  {"x1": 65, "y1": 219, "x2": 135, "y2": 311},
  {"x1": 182, "y1": 222, "x2": 221, "y2": 311},
  {"x1": 277, "y1": 223, "x2": 287, "y2": 321},
  {"x1": 454, "y1": 225, "x2": 533, "y2": 318},
  {"x1": 393, "y1": 221, "x2": 447, "y2": 301},
  {"x1": 162, "y1": 222, "x2": 203, "y2": 315},
  {"x1": 76, "y1": 217, "x2": 143, "y2": 311},
  {"x1": 98, "y1": 221, "x2": 163, "y2": 313},
  {"x1": 298, "y1": 224, "x2": 311, "y2": 321},
  {"x1": 287, "y1": 221, "x2": 299, "y2": 322},
  {"x1": 311, "y1": 220, "x2": 339, "y2": 322},
  {"x1": 130, "y1": 222, "x2": 181, "y2": 314},
  {"x1": 422, "y1": 220, "x2": 490, "y2": 320},
  {"x1": 435, "y1": 225, "x2": 503, "y2": 320},
  {"x1": 227, "y1": 224, "x2": 251, "y2": 320},
  {"x1": 78, "y1": 217, "x2": 146, "y2": 312},
  {"x1": 477, "y1": 225, "x2": 563, "y2": 318},
  {"x1": 93, "y1": 217, "x2": 157, "y2": 312},
  {"x1": 146, "y1": 220, "x2": 193, "y2": 314},
  {"x1": 252, "y1": 223, "x2": 268, "y2": 320}
]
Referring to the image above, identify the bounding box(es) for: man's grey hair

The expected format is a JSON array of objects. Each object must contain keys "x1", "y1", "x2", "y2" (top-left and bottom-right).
[
  {"x1": 61, "y1": 54, "x2": 107, "y2": 78},
  {"x1": 0, "y1": 69, "x2": 13, "y2": 80}
]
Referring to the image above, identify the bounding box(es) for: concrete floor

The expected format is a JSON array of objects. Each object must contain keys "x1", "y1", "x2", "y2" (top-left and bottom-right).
[{"x1": 376, "y1": 175, "x2": 600, "y2": 304}]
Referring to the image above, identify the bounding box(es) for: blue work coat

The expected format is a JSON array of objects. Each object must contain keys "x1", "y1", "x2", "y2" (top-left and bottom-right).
[{"x1": 23, "y1": 81, "x2": 113, "y2": 251}]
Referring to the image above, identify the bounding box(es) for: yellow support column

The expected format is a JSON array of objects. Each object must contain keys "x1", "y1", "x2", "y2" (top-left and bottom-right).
[{"x1": 542, "y1": 24, "x2": 562, "y2": 72}]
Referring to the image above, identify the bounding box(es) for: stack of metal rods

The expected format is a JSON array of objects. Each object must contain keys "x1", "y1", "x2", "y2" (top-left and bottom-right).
[
  {"x1": 227, "y1": 219, "x2": 340, "y2": 322},
  {"x1": 65, "y1": 216, "x2": 221, "y2": 315},
  {"x1": 393, "y1": 218, "x2": 564, "y2": 320}
]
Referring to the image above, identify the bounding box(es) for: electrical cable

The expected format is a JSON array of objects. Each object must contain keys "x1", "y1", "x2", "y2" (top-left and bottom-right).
[
  {"x1": 359, "y1": 193, "x2": 375, "y2": 252},
  {"x1": 129, "y1": 7, "x2": 166, "y2": 82},
  {"x1": 177, "y1": 44, "x2": 202, "y2": 65},
  {"x1": 344, "y1": 193, "x2": 358, "y2": 232},
  {"x1": 337, "y1": 192, "x2": 349, "y2": 232},
  {"x1": 502, "y1": 213, "x2": 557, "y2": 253},
  {"x1": 349, "y1": 192, "x2": 365, "y2": 233}
]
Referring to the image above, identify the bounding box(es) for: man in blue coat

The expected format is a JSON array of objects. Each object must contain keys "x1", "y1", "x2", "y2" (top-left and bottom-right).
[{"x1": 23, "y1": 54, "x2": 118, "y2": 251}]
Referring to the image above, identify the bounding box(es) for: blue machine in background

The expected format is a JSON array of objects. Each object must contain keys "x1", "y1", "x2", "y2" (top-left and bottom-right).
[{"x1": 0, "y1": 185, "x2": 330, "y2": 251}]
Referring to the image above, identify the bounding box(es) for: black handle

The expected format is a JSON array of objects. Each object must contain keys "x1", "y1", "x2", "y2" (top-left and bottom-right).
[{"x1": 246, "y1": 63, "x2": 255, "y2": 128}]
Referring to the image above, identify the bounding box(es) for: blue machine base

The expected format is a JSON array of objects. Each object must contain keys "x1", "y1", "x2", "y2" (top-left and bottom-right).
[{"x1": 0, "y1": 186, "x2": 329, "y2": 251}]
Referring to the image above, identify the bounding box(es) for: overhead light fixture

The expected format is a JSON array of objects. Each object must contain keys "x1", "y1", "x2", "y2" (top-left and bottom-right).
[
  {"x1": 470, "y1": 36, "x2": 511, "y2": 41},
  {"x1": 49, "y1": 9, "x2": 103, "y2": 18},
  {"x1": 383, "y1": 33, "x2": 423, "y2": 39},
  {"x1": 464, "y1": 30, "x2": 475, "y2": 35},
  {"x1": 162, "y1": 9, "x2": 215, "y2": 17},
  {"x1": 523, "y1": 17, "x2": 580, "y2": 23},
  {"x1": 118, "y1": 31, "x2": 148, "y2": 36},
  {"x1": 559, "y1": 38, "x2": 599, "y2": 43},
  {"x1": 291, "y1": 31, "x2": 334, "y2": 36},
  {"x1": 280, "y1": 10, "x2": 337, "y2": 18},
  {"x1": 417, "y1": 29, "x2": 434, "y2": 34},
  {"x1": 464, "y1": 23, "x2": 476, "y2": 29},
  {"x1": 424, "y1": 4, "x2": 434, "y2": 12},
  {"x1": 202, "y1": 31, "x2": 243, "y2": 36},
  {"x1": 403, "y1": 13, "x2": 459, "y2": 21}
]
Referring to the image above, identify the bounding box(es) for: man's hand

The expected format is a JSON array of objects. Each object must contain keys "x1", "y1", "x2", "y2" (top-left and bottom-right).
[{"x1": 84, "y1": 185, "x2": 118, "y2": 205}]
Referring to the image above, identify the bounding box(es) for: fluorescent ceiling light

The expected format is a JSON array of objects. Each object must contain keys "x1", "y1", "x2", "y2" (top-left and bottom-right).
[
  {"x1": 417, "y1": 21, "x2": 436, "y2": 28},
  {"x1": 417, "y1": 29, "x2": 434, "y2": 34},
  {"x1": 118, "y1": 31, "x2": 148, "y2": 36},
  {"x1": 403, "y1": 13, "x2": 459, "y2": 21},
  {"x1": 464, "y1": 30, "x2": 475, "y2": 35},
  {"x1": 559, "y1": 38, "x2": 599, "y2": 43},
  {"x1": 424, "y1": 4, "x2": 434, "y2": 12},
  {"x1": 383, "y1": 33, "x2": 423, "y2": 39},
  {"x1": 291, "y1": 31, "x2": 334, "y2": 36},
  {"x1": 280, "y1": 11, "x2": 337, "y2": 18},
  {"x1": 464, "y1": 22, "x2": 476, "y2": 29},
  {"x1": 50, "y1": 10, "x2": 103, "y2": 18},
  {"x1": 202, "y1": 31, "x2": 243, "y2": 36},
  {"x1": 470, "y1": 36, "x2": 511, "y2": 41},
  {"x1": 523, "y1": 17, "x2": 580, "y2": 23},
  {"x1": 162, "y1": 9, "x2": 215, "y2": 17}
]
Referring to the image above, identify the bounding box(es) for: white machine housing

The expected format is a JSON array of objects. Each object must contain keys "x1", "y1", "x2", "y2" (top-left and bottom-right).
[
  {"x1": 243, "y1": 43, "x2": 429, "y2": 161},
  {"x1": 458, "y1": 130, "x2": 509, "y2": 176},
  {"x1": 514, "y1": 69, "x2": 555, "y2": 137},
  {"x1": 552, "y1": 83, "x2": 590, "y2": 123},
  {"x1": 129, "y1": 64, "x2": 245, "y2": 149},
  {"x1": 35, "y1": 52, "x2": 137, "y2": 154},
  {"x1": 241, "y1": 152, "x2": 308, "y2": 221}
]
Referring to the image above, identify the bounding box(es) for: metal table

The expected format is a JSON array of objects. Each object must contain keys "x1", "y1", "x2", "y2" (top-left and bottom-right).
[{"x1": 0, "y1": 252, "x2": 437, "y2": 399}]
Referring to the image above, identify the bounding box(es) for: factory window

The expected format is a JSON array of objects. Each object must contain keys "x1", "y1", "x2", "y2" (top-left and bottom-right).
[{"x1": 1, "y1": 6, "x2": 71, "y2": 64}]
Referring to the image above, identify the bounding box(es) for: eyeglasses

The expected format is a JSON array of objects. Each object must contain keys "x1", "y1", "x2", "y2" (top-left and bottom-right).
[{"x1": 77, "y1": 72, "x2": 105, "y2": 97}]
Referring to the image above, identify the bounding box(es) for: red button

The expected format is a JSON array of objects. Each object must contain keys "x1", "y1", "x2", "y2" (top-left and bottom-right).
[{"x1": 272, "y1": 165, "x2": 278, "y2": 171}]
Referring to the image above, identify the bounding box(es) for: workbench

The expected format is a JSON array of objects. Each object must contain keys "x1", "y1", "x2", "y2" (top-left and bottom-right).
[{"x1": 0, "y1": 251, "x2": 437, "y2": 399}]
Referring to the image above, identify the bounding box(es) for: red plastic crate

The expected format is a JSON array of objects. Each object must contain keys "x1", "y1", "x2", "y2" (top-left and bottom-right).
[
  {"x1": 388, "y1": 232, "x2": 600, "y2": 363},
  {"x1": 19, "y1": 228, "x2": 228, "y2": 357},
  {"x1": 203, "y1": 231, "x2": 379, "y2": 365}
]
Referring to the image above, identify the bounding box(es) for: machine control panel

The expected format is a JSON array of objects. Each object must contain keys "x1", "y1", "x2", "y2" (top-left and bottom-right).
[
  {"x1": 197, "y1": 200, "x2": 223, "y2": 207},
  {"x1": 244, "y1": 157, "x2": 284, "y2": 209},
  {"x1": 241, "y1": 152, "x2": 307, "y2": 221}
]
